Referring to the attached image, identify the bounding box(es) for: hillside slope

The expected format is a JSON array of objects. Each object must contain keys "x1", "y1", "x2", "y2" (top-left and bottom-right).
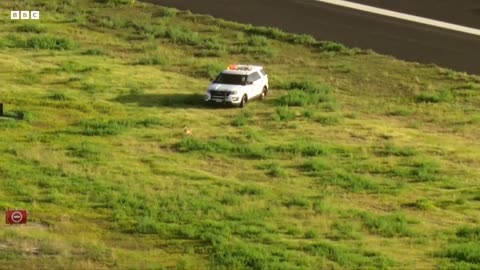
[{"x1": 0, "y1": 0, "x2": 479, "y2": 269}]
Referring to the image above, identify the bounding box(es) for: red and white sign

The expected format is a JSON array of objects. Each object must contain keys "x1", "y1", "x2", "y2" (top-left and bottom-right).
[{"x1": 6, "y1": 210, "x2": 28, "y2": 225}]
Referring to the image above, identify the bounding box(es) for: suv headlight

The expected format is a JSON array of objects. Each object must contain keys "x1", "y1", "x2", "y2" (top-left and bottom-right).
[{"x1": 230, "y1": 91, "x2": 238, "y2": 95}]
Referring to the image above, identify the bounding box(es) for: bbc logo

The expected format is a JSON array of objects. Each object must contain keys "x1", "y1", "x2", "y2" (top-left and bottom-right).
[{"x1": 11, "y1": 11, "x2": 40, "y2": 20}]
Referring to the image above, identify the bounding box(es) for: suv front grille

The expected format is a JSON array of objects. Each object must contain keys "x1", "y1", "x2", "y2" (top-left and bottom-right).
[{"x1": 210, "y1": 90, "x2": 231, "y2": 98}]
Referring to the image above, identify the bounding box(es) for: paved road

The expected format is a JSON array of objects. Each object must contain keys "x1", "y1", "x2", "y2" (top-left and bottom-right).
[
  {"x1": 349, "y1": 0, "x2": 480, "y2": 28},
  {"x1": 143, "y1": 0, "x2": 480, "y2": 74}
]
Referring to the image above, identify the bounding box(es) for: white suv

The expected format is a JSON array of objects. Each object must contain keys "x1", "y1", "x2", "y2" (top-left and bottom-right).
[{"x1": 204, "y1": 64, "x2": 269, "y2": 107}]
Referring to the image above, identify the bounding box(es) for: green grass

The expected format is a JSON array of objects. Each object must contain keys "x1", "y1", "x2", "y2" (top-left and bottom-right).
[{"x1": 0, "y1": 0, "x2": 479, "y2": 269}]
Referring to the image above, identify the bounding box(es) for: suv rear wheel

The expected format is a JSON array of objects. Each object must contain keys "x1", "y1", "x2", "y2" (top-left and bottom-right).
[{"x1": 260, "y1": 87, "x2": 268, "y2": 100}]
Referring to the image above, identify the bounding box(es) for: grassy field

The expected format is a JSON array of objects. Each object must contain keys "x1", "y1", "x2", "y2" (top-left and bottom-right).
[{"x1": 0, "y1": 0, "x2": 479, "y2": 269}]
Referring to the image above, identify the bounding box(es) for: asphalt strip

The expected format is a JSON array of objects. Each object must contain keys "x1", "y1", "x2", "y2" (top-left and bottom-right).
[{"x1": 314, "y1": 0, "x2": 480, "y2": 37}]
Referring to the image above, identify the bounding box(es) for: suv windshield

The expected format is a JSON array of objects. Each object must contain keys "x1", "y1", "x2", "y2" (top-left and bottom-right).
[{"x1": 214, "y1": 73, "x2": 247, "y2": 85}]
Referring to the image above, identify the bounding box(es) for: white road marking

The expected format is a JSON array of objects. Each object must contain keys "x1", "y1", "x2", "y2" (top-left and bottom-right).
[{"x1": 314, "y1": 0, "x2": 480, "y2": 37}]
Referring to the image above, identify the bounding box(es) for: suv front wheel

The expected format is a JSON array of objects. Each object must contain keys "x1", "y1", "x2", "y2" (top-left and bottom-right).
[{"x1": 240, "y1": 94, "x2": 247, "y2": 108}]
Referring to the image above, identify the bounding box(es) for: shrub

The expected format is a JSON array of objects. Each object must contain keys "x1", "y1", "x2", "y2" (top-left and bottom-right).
[
  {"x1": 245, "y1": 26, "x2": 288, "y2": 40},
  {"x1": 219, "y1": 194, "x2": 242, "y2": 206},
  {"x1": 176, "y1": 137, "x2": 272, "y2": 159},
  {"x1": 97, "y1": 16, "x2": 127, "y2": 29},
  {"x1": 278, "y1": 89, "x2": 330, "y2": 106},
  {"x1": 236, "y1": 186, "x2": 264, "y2": 196},
  {"x1": 278, "y1": 81, "x2": 334, "y2": 106},
  {"x1": 83, "y1": 48, "x2": 107, "y2": 56},
  {"x1": 163, "y1": 28, "x2": 201, "y2": 45},
  {"x1": 304, "y1": 230, "x2": 318, "y2": 239},
  {"x1": 201, "y1": 37, "x2": 226, "y2": 50},
  {"x1": 14, "y1": 36, "x2": 75, "y2": 50},
  {"x1": 209, "y1": 241, "x2": 295, "y2": 269},
  {"x1": 16, "y1": 24, "x2": 46, "y2": 33},
  {"x1": 231, "y1": 113, "x2": 249, "y2": 127},
  {"x1": 48, "y1": 92, "x2": 72, "y2": 101},
  {"x1": 247, "y1": 35, "x2": 269, "y2": 46},
  {"x1": 281, "y1": 80, "x2": 323, "y2": 91},
  {"x1": 125, "y1": 20, "x2": 157, "y2": 35},
  {"x1": 284, "y1": 197, "x2": 311, "y2": 208},
  {"x1": 331, "y1": 170, "x2": 380, "y2": 193},
  {"x1": 101, "y1": 0, "x2": 136, "y2": 5},
  {"x1": 302, "y1": 159, "x2": 330, "y2": 173},
  {"x1": 156, "y1": 7, "x2": 178, "y2": 17},
  {"x1": 134, "y1": 217, "x2": 167, "y2": 234},
  {"x1": 204, "y1": 63, "x2": 225, "y2": 80},
  {"x1": 3, "y1": 110, "x2": 33, "y2": 122},
  {"x1": 359, "y1": 212, "x2": 413, "y2": 237},
  {"x1": 60, "y1": 61, "x2": 97, "y2": 73},
  {"x1": 415, "y1": 92, "x2": 441, "y2": 103},
  {"x1": 468, "y1": 115, "x2": 480, "y2": 125},
  {"x1": 437, "y1": 226, "x2": 480, "y2": 267},
  {"x1": 305, "y1": 242, "x2": 394, "y2": 268},
  {"x1": 135, "y1": 118, "x2": 164, "y2": 128},
  {"x1": 316, "y1": 41, "x2": 349, "y2": 53},
  {"x1": 456, "y1": 227, "x2": 480, "y2": 242},
  {"x1": 209, "y1": 137, "x2": 237, "y2": 153},
  {"x1": 194, "y1": 49, "x2": 226, "y2": 58},
  {"x1": 407, "y1": 159, "x2": 441, "y2": 182},
  {"x1": 375, "y1": 143, "x2": 417, "y2": 157},
  {"x1": 67, "y1": 143, "x2": 102, "y2": 162},
  {"x1": 242, "y1": 128, "x2": 265, "y2": 142},
  {"x1": 407, "y1": 199, "x2": 436, "y2": 210},
  {"x1": 302, "y1": 109, "x2": 315, "y2": 119},
  {"x1": 142, "y1": 39, "x2": 159, "y2": 52},
  {"x1": 137, "y1": 54, "x2": 167, "y2": 65},
  {"x1": 82, "y1": 82, "x2": 106, "y2": 93},
  {"x1": 229, "y1": 45, "x2": 276, "y2": 57},
  {"x1": 176, "y1": 137, "x2": 208, "y2": 152},
  {"x1": 273, "y1": 141, "x2": 331, "y2": 157},
  {"x1": 273, "y1": 106, "x2": 295, "y2": 121},
  {"x1": 391, "y1": 167, "x2": 438, "y2": 183},
  {"x1": 11, "y1": 111, "x2": 33, "y2": 121},
  {"x1": 258, "y1": 163, "x2": 287, "y2": 178},
  {"x1": 442, "y1": 243, "x2": 480, "y2": 264},
  {"x1": 415, "y1": 89, "x2": 453, "y2": 103},
  {"x1": 79, "y1": 119, "x2": 134, "y2": 136},
  {"x1": 300, "y1": 144, "x2": 330, "y2": 157},
  {"x1": 329, "y1": 222, "x2": 359, "y2": 240},
  {"x1": 314, "y1": 115, "x2": 342, "y2": 125},
  {"x1": 18, "y1": 73, "x2": 41, "y2": 85},
  {"x1": 290, "y1": 34, "x2": 316, "y2": 45},
  {"x1": 387, "y1": 108, "x2": 413, "y2": 116}
]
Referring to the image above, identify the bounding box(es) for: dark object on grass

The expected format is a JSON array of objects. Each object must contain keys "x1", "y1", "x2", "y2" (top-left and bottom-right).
[{"x1": 0, "y1": 103, "x2": 3, "y2": 116}]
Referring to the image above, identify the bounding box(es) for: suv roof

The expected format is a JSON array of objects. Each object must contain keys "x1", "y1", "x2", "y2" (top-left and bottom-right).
[{"x1": 221, "y1": 64, "x2": 264, "y2": 75}]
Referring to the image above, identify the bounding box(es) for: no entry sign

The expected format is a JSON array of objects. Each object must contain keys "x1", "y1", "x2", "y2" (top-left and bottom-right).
[{"x1": 6, "y1": 210, "x2": 27, "y2": 225}]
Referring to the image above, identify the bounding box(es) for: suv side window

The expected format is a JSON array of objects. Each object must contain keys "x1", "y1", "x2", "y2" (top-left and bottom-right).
[
  {"x1": 260, "y1": 69, "x2": 267, "y2": 76},
  {"x1": 248, "y1": 72, "x2": 261, "y2": 82}
]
